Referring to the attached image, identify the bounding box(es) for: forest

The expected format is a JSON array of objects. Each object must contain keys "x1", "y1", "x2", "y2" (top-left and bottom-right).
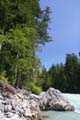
[
  {"x1": 0, "y1": 0, "x2": 80, "y2": 94},
  {"x1": 0, "y1": 0, "x2": 51, "y2": 94},
  {"x1": 39, "y1": 53, "x2": 80, "y2": 93}
]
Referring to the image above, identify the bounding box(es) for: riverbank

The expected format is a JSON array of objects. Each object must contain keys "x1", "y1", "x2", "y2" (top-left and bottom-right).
[
  {"x1": 0, "y1": 89, "x2": 40, "y2": 120},
  {"x1": 0, "y1": 87, "x2": 75, "y2": 120}
]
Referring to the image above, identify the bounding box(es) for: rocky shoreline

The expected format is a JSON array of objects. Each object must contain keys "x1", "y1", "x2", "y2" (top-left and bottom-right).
[{"x1": 0, "y1": 88, "x2": 74, "y2": 120}]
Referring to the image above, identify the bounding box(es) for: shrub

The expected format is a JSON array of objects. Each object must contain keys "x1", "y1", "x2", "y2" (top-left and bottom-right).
[
  {"x1": 26, "y1": 82, "x2": 42, "y2": 95},
  {"x1": 0, "y1": 71, "x2": 8, "y2": 83}
]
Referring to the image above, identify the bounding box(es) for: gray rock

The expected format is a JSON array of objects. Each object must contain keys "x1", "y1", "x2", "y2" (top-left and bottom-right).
[
  {"x1": 29, "y1": 100, "x2": 40, "y2": 117},
  {"x1": 23, "y1": 108, "x2": 32, "y2": 118},
  {"x1": 39, "y1": 87, "x2": 74, "y2": 111},
  {"x1": 0, "y1": 103, "x2": 4, "y2": 112},
  {"x1": 0, "y1": 110, "x2": 5, "y2": 120},
  {"x1": 0, "y1": 93, "x2": 4, "y2": 100},
  {"x1": 29, "y1": 93, "x2": 39, "y2": 102},
  {"x1": 0, "y1": 87, "x2": 74, "y2": 120},
  {"x1": 0, "y1": 89, "x2": 40, "y2": 120},
  {"x1": 5, "y1": 112, "x2": 14, "y2": 118},
  {"x1": 4, "y1": 105, "x2": 12, "y2": 112},
  {"x1": 11, "y1": 100, "x2": 17, "y2": 110}
]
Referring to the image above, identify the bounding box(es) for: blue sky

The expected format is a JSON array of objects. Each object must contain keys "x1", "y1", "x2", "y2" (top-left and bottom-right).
[{"x1": 37, "y1": 0, "x2": 80, "y2": 69}]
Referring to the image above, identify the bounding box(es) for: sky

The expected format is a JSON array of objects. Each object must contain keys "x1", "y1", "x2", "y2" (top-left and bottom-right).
[{"x1": 37, "y1": 0, "x2": 80, "y2": 69}]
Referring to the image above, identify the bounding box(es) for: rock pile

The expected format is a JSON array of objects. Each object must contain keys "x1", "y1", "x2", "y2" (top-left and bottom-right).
[
  {"x1": 0, "y1": 90, "x2": 40, "y2": 120},
  {"x1": 0, "y1": 87, "x2": 74, "y2": 120}
]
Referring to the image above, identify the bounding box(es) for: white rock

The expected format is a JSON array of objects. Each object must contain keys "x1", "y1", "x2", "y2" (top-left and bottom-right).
[
  {"x1": 4, "y1": 105, "x2": 12, "y2": 112},
  {"x1": 39, "y1": 87, "x2": 74, "y2": 111},
  {"x1": 23, "y1": 108, "x2": 32, "y2": 118}
]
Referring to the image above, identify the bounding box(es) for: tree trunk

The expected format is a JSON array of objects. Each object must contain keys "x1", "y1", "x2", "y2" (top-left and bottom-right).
[{"x1": 15, "y1": 66, "x2": 21, "y2": 88}]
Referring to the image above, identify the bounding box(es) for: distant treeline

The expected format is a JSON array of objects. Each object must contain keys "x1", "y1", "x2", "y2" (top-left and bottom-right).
[{"x1": 38, "y1": 53, "x2": 80, "y2": 93}]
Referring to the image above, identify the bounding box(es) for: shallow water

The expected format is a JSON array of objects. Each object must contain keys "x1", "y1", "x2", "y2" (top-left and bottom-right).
[{"x1": 42, "y1": 94, "x2": 80, "y2": 120}]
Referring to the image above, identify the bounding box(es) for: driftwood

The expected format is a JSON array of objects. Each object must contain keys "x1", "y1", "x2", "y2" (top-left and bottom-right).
[{"x1": 0, "y1": 80, "x2": 16, "y2": 94}]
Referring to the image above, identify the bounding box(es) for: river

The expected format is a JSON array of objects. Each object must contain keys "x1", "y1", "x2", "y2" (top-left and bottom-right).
[{"x1": 41, "y1": 94, "x2": 80, "y2": 120}]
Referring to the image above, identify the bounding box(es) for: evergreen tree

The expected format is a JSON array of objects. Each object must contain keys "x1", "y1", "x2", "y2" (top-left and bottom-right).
[
  {"x1": 42, "y1": 53, "x2": 80, "y2": 93},
  {"x1": 65, "y1": 53, "x2": 78, "y2": 92},
  {"x1": 0, "y1": 0, "x2": 51, "y2": 88}
]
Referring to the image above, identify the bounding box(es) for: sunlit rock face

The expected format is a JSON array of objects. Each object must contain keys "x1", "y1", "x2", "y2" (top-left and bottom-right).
[
  {"x1": 0, "y1": 90, "x2": 40, "y2": 120},
  {"x1": 39, "y1": 88, "x2": 74, "y2": 111}
]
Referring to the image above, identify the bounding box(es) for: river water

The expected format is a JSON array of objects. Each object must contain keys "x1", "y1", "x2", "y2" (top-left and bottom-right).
[{"x1": 42, "y1": 94, "x2": 80, "y2": 120}]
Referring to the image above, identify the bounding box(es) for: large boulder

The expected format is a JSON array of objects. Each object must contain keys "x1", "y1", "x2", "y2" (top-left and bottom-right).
[{"x1": 39, "y1": 88, "x2": 74, "y2": 111}]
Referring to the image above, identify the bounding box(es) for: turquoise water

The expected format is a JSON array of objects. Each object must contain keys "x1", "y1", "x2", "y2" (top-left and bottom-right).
[{"x1": 42, "y1": 94, "x2": 80, "y2": 120}]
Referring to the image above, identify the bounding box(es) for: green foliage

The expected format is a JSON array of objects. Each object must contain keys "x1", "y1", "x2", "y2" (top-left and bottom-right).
[
  {"x1": 0, "y1": 26, "x2": 39, "y2": 87},
  {"x1": 0, "y1": 0, "x2": 51, "y2": 44},
  {"x1": 0, "y1": 0, "x2": 51, "y2": 89},
  {"x1": 39, "y1": 53, "x2": 80, "y2": 93},
  {"x1": 64, "y1": 53, "x2": 79, "y2": 92},
  {"x1": 37, "y1": 66, "x2": 49, "y2": 91},
  {"x1": 25, "y1": 82, "x2": 42, "y2": 95},
  {"x1": 0, "y1": 71, "x2": 8, "y2": 83}
]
